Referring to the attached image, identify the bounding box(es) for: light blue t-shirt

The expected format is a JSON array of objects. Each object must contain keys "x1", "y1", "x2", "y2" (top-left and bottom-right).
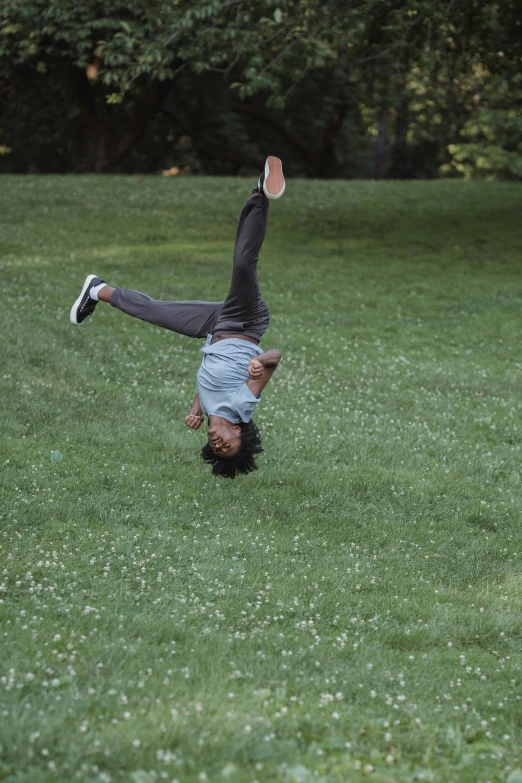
[{"x1": 197, "y1": 336, "x2": 263, "y2": 424}]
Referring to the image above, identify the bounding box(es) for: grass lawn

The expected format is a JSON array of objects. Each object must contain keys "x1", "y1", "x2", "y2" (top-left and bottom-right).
[{"x1": 0, "y1": 175, "x2": 521, "y2": 783}]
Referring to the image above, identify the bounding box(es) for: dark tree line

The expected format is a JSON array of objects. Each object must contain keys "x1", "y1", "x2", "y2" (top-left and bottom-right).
[{"x1": 1, "y1": 0, "x2": 520, "y2": 178}]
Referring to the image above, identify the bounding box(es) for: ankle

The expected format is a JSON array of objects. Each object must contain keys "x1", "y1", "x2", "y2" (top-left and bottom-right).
[{"x1": 97, "y1": 285, "x2": 114, "y2": 303}]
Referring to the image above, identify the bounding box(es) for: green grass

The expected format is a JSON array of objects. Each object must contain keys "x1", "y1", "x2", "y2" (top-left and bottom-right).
[{"x1": 0, "y1": 175, "x2": 521, "y2": 783}]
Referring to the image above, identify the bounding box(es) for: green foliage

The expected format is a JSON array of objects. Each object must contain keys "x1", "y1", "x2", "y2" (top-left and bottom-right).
[
  {"x1": 0, "y1": 0, "x2": 520, "y2": 176},
  {"x1": 0, "y1": 0, "x2": 333, "y2": 94},
  {"x1": 447, "y1": 95, "x2": 522, "y2": 180}
]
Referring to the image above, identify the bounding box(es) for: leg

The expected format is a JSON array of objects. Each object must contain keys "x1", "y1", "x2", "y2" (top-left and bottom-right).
[
  {"x1": 110, "y1": 288, "x2": 222, "y2": 338},
  {"x1": 70, "y1": 158, "x2": 283, "y2": 335},
  {"x1": 214, "y1": 156, "x2": 285, "y2": 339},
  {"x1": 71, "y1": 274, "x2": 222, "y2": 337},
  {"x1": 213, "y1": 191, "x2": 270, "y2": 338}
]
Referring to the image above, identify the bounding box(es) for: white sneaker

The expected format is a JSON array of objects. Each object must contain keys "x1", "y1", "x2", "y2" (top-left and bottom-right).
[{"x1": 260, "y1": 156, "x2": 285, "y2": 199}]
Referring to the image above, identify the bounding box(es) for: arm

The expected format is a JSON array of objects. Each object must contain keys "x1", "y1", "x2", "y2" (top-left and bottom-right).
[
  {"x1": 184, "y1": 393, "x2": 204, "y2": 430},
  {"x1": 246, "y1": 349, "x2": 282, "y2": 397},
  {"x1": 256, "y1": 350, "x2": 282, "y2": 368}
]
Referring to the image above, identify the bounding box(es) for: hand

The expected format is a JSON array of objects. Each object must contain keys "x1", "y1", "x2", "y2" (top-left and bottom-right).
[
  {"x1": 248, "y1": 358, "x2": 264, "y2": 380},
  {"x1": 185, "y1": 414, "x2": 204, "y2": 430}
]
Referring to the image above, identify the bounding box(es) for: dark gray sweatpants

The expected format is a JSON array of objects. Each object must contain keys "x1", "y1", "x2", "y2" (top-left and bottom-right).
[{"x1": 111, "y1": 191, "x2": 270, "y2": 342}]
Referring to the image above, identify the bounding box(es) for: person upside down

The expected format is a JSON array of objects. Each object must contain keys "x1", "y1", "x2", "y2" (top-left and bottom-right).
[{"x1": 70, "y1": 157, "x2": 286, "y2": 478}]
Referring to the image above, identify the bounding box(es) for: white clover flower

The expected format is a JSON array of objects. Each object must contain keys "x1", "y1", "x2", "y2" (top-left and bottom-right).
[{"x1": 320, "y1": 693, "x2": 334, "y2": 704}]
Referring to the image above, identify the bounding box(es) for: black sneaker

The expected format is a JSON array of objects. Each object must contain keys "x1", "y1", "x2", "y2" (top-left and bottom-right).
[
  {"x1": 257, "y1": 156, "x2": 285, "y2": 199},
  {"x1": 70, "y1": 274, "x2": 104, "y2": 325}
]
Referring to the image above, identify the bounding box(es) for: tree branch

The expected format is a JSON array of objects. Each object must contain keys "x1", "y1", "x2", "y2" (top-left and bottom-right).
[
  {"x1": 108, "y1": 79, "x2": 173, "y2": 169},
  {"x1": 233, "y1": 103, "x2": 318, "y2": 163}
]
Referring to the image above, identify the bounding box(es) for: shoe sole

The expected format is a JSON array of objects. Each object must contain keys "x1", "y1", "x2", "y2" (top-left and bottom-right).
[
  {"x1": 70, "y1": 274, "x2": 98, "y2": 325},
  {"x1": 263, "y1": 156, "x2": 285, "y2": 199}
]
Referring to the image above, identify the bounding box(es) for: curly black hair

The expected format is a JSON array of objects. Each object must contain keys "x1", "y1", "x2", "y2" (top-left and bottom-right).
[{"x1": 200, "y1": 420, "x2": 263, "y2": 479}]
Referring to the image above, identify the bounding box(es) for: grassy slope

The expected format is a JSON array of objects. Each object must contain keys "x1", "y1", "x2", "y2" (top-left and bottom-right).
[{"x1": 0, "y1": 176, "x2": 521, "y2": 783}]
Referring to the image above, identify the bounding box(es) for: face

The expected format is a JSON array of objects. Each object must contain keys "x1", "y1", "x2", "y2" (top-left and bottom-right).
[{"x1": 207, "y1": 422, "x2": 241, "y2": 458}]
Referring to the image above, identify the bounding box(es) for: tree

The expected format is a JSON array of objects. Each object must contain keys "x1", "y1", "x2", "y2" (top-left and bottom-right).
[{"x1": 0, "y1": 0, "x2": 520, "y2": 177}]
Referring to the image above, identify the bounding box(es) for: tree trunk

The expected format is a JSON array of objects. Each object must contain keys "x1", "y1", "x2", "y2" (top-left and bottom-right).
[
  {"x1": 70, "y1": 67, "x2": 108, "y2": 172},
  {"x1": 374, "y1": 105, "x2": 391, "y2": 179},
  {"x1": 108, "y1": 80, "x2": 173, "y2": 170},
  {"x1": 319, "y1": 102, "x2": 348, "y2": 178},
  {"x1": 71, "y1": 68, "x2": 173, "y2": 172},
  {"x1": 390, "y1": 95, "x2": 411, "y2": 178}
]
